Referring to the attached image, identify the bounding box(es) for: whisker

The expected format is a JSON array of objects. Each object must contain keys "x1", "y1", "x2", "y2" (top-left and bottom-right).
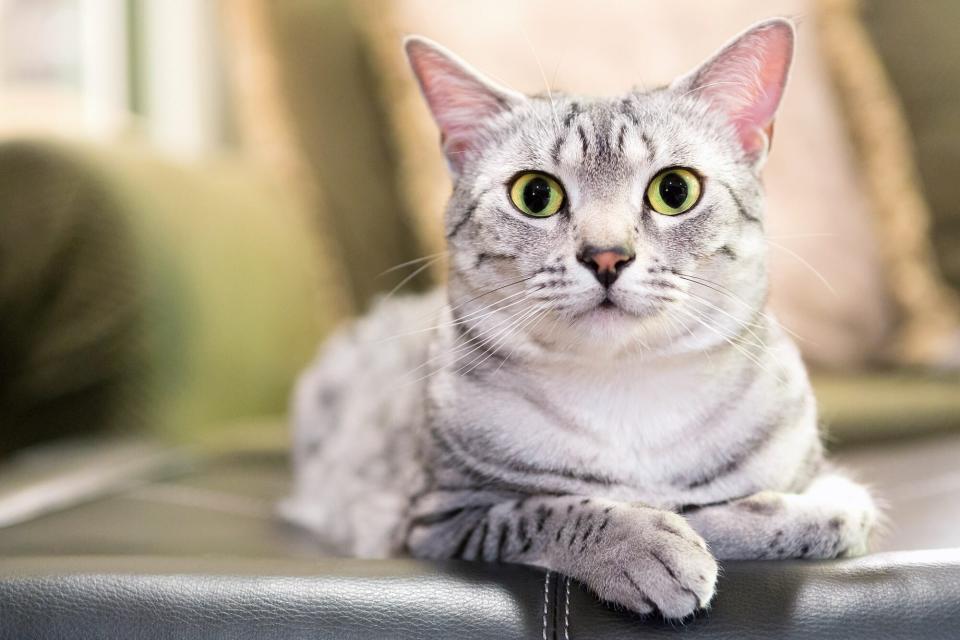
[
  {"x1": 399, "y1": 300, "x2": 544, "y2": 385},
  {"x1": 681, "y1": 303, "x2": 766, "y2": 352},
  {"x1": 666, "y1": 312, "x2": 714, "y2": 366},
  {"x1": 451, "y1": 287, "x2": 539, "y2": 324},
  {"x1": 520, "y1": 27, "x2": 561, "y2": 134},
  {"x1": 682, "y1": 290, "x2": 769, "y2": 351},
  {"x1": 411, "y1": 274, "x2": 538, "y2": 333},
  {"x1": 492, "y1": 307, "x2": 551, "y2": 375},
  {"x1": 448, "y1": 275, "x2": 538, "y2": 314},
  {"x1": 680, "y1": 288, "x2": 766, "y2": 335},
  {"x1": 400, "y1": 304, "x2": 538, "y2": 387},
  {"x1": 382, "y1": 255, "x2": 445, "y2": 301},
  {"x1": 674, "y1": 306, "x2": 785, "y2": 384},
  {"x1": 676, "y1": 273, "x2": 811, "y2": 345},
  {"x1": 455, "y1": 304, "x2": 546, "y2": 378},
  {"x1": 675, "y1": 273, "x2": 743, "y2": 302},
  {"x1": 766, "y1": 233, "x2": 835, "y2": 240},
  {"x1": 675, "y1": 305, "x2": 764, "y2": 363},
  {"x1": 378, "y1": 251, "x2": 448, "y2": 277},
  {"x1": 376, "y1": 288, "x2": 538, "y2": 344},
  {"x1": 766, "y1": 239, "x2": 838, "y2": 298}
]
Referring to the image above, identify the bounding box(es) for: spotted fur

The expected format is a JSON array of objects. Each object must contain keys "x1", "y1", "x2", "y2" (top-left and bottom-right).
[{"x1": 282, "y1": 19, "x2": 878, "y2": 619}]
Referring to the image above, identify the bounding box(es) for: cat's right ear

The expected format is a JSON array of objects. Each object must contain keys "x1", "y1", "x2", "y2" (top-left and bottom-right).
[
  {"x1": 670, "y1": 18, "x2": 795, "y2": 167},
  {"x1": 405, "y1": 36, "x2": 524, "y2": 174}
]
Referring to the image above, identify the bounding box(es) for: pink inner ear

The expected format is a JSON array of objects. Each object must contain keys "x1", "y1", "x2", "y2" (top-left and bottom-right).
[
  {"x1": 406, "y1": 41, "x2": 512, "y2": 167},
  {"x1": 694, "y1": 21, "x2": 794, "y2": 157}
]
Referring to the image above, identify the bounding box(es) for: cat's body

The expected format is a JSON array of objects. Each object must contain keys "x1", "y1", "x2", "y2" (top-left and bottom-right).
[{"x1": 282, "y1": 19, "x2": 877, "y2": 619}]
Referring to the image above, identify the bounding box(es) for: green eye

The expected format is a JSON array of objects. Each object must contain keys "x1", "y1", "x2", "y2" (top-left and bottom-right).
[
  {"x1": 509, "y1": 172, "x2": 565, "y2": 218},
  {"x1": 646, "y1": 168, "x2": 702, "y2": 216}
]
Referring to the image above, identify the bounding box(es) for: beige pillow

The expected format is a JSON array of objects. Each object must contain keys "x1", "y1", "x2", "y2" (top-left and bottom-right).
[
  {"x1": 815, "y1": 0, "x2": 960, "y2": 368},
  {"x1": 360, "y1": 0, "x2": 896, "y2": 369}
]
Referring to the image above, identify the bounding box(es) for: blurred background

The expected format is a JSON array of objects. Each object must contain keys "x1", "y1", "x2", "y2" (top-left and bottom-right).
[{"x1": 0, "y1": 0, "x2": 958, "y2": 557}]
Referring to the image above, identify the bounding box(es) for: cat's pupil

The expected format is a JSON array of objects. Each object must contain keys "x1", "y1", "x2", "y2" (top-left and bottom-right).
[
  {"x1": 659, "y1": 173, "x2": 688, "y2": 209},
  {"x1": 523, "y1": 177, "x2": 552, "y2": 213}
]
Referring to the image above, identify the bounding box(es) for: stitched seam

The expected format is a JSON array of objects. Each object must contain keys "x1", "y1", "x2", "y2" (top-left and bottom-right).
[
  {"x1": 542, "y1": 571, "x2": 552, "y2": 640},
  {"x1": 564, "y1": 577, "x2": 571, "y2": 640}
]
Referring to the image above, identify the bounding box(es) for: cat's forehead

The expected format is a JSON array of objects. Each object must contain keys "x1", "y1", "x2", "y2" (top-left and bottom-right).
[{"x1": 496, "y1": 91, "x2": 721, "y2": 191}]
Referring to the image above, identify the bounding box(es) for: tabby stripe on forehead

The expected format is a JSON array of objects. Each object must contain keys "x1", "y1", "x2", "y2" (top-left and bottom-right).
[
  {"x1": 639, "y1": 131, "x2": 656, "y2": 163},
  {"x1": 618, "y1": 98, "x2": 656, "y2": 161},
  {"x1": 618, "y1": 97, "x2": 639, "y2": 125},
  {"x1": 718, "y1": 180, "x2": 760, "y2": 224},
  {"x1": 595, "y1": 120, "x2": 612, "y2": 160},
  {"x1": 563, "y1": 102, "x2": 581, "y2": 128},
  {"x1": 550, "y1": 103, "x2": 582, "y2": 164},
  {"x1": 577, "y1": 125, "x2": 589, "y2": 157},
  {"x1": 549, "y1": 135, "x2": 564, "y2": 165},
  {"x1": 616, "y1": 123, "x2": 628, "y2": 155}
]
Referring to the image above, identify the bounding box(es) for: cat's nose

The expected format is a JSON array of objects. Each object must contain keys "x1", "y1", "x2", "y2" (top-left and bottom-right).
[{"x1": 577, "y1": 245, "x2": 635, "y2": 287}]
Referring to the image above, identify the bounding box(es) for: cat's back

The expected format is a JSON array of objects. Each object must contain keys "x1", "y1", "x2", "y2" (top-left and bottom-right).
[{"x1": 281, "y1": 288, "x2": 445, "y2": 556}]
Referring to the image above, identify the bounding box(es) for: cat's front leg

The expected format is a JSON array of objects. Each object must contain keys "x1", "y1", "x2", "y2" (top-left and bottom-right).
[
  {"x1": 406, "y1": 494, "x2": 718, "y2": 619},
  {"x1": 683, "y1": 473, "x2": 878, "y2": 560}
]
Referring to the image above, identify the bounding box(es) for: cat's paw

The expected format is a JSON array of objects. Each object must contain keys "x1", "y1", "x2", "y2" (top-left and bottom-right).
[
  {"x1": 736, "y1": 490, "x2": 877, "y2": 559},
  {"x1": 684, "y1": 478, "x2": 879, "y2": 561},
  {"x1": 596, "y1": 511, "x2": 718, "y2": 619},
  {"x1": 801, "y1": 502, "x2": 876, "y2": 559}
]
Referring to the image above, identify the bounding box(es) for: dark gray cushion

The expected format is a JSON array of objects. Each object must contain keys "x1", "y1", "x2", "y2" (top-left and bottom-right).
[
  {"x1": 1, "y1": 552, "x2": 958, "y2": 639},
  {"x1": 2, "y1": 429, "x2": 960, "y2": 638}
]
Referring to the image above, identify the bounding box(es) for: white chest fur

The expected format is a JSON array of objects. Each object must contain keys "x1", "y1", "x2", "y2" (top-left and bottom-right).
[{"x1": 434, "y1": 327, "x2": 815, "y2": 507}]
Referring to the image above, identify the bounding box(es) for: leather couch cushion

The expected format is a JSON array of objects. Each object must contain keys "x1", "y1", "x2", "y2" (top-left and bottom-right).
[
  {"x1": 1, "y1": 552, "x2": 959, "y2": 639},
  {"x1": 2, "y1": 428, "x2": 960, "y2": 637}
]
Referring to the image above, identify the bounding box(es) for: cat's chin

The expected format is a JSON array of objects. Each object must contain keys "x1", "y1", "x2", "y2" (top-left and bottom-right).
[
  {"x1": 574, "y1": 296, "x2": 659, "y2": 323},
  {"x1": 543, "y1": 297, "x2": 668, "y2": 353},
  {"x1": 566, "y1": 301, "x2": 644, "y2": 340}
]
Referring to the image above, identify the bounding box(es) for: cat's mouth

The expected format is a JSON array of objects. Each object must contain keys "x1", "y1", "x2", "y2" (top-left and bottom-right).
[
  {"x1": 570, "y1": 296, "x2": 625, "y2": 322},
  {"x1": 587, "y1": 293, "x2": 659, "y2": 320}
]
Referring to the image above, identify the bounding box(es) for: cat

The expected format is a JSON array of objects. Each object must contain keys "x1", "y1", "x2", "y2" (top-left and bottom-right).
[{"x1": 281, "y1": 17, "x2": 878, "y2": 619}]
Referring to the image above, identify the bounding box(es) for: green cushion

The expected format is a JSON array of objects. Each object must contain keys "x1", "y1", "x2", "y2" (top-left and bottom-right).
[{"x1": 0, "y1": 139, "x2": 348, "y2": 452}]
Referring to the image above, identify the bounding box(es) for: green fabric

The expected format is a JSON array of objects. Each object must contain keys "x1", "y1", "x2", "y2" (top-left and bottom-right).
[
  {"x1": 0, "y1": 140, "x2": 347, "y2": 453},
  {"x1": 263, "y1": 0, "x2": 433, "y2": 309},
  {"x1": 863, "y1": 0, "x2": 960, "y2": 290},
  {"x1": 0, "y1": 141, "x2": 145, "y2": 454}
]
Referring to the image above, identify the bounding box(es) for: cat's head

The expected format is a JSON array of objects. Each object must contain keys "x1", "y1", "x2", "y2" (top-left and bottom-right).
[{"x1": 406, "y1": 19, "x2": 794, "y2": 358}]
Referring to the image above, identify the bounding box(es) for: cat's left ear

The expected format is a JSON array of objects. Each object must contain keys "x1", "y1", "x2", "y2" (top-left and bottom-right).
[
  {"x1": 671, "y1": 18, "x2": 795, "y2": 166},
  {"x1": 405, "y1": 36, "x2": 525, "y2": 174}
]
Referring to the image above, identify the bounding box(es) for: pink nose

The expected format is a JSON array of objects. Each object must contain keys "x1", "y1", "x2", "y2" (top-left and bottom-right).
[
  {"x1": 577, "y1": 246, "x2": 635, "y2": 287},
  {"x1": 592, "y1": 251, "x2": 630, "y2": 273}
]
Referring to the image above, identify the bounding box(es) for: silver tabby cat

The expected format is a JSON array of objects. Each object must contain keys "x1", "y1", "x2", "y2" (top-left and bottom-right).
[{"x1": 282, "y1": 18, "x2": 878, "y2": 619}]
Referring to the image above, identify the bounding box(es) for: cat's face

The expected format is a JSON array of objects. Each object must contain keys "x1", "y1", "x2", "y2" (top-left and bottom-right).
[{"x1": 407, "y1": 20, "x2": 794, "y2": 357}]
